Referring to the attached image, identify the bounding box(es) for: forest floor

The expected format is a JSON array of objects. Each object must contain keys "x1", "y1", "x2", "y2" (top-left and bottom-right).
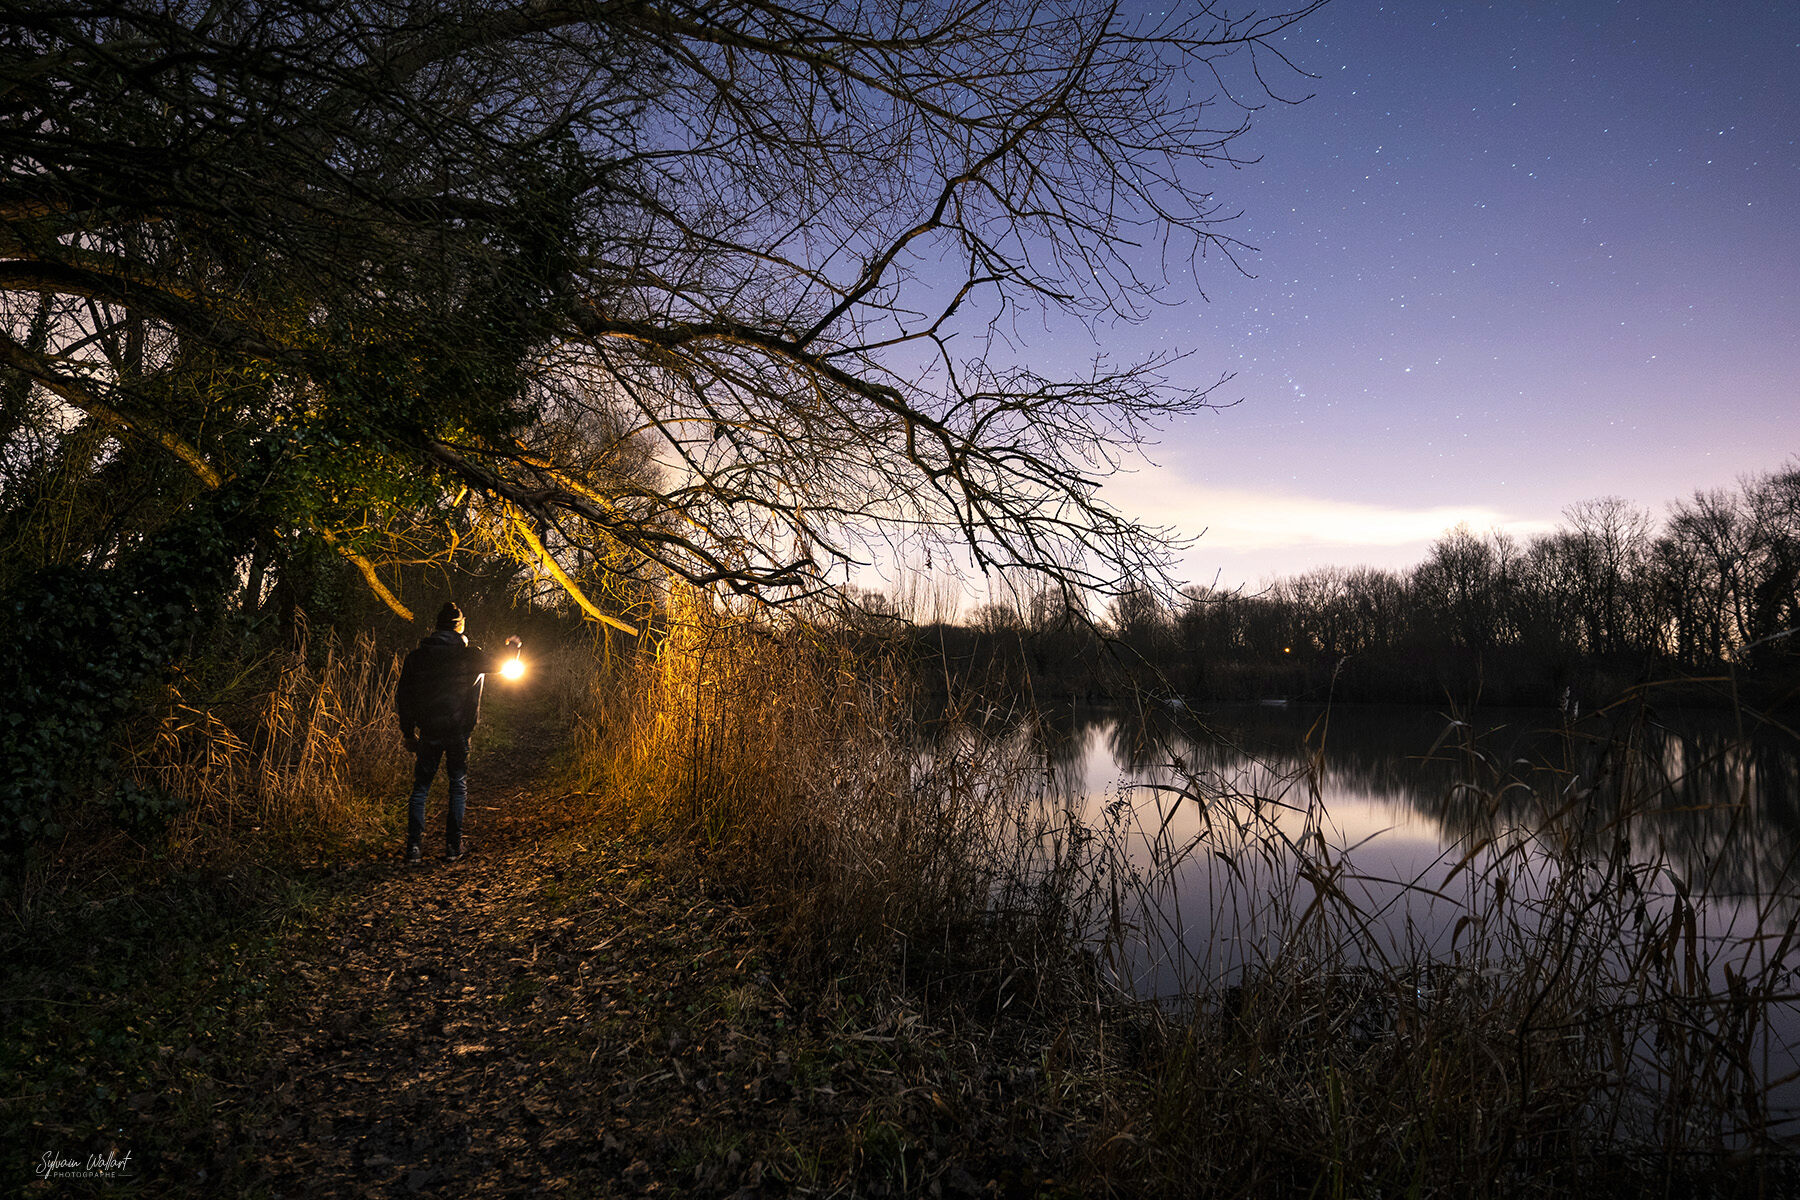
[{"x1": 6, "y1": 703, "x2": 1102, "y2": 1198}]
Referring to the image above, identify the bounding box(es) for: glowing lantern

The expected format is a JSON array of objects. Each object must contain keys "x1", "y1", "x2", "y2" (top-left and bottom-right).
[{"x1": 500, "y1": 656, "x2": 525, "y2": 681}]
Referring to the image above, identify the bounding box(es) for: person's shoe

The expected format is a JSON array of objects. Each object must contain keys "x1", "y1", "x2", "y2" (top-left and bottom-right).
[
  {"x1": 444, "y1": 838, "x2": 464, "y2": 861},
  {"x1": 405, "y1": 843, "x2": 423, "y2": 864}
]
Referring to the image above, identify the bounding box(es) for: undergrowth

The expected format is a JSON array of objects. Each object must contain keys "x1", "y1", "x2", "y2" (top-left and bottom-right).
[
  {"x1": 129, "y1": 622, "x2": 413, "y2": 860},
  {"x1": 572, "y1": 590, "x2": 1090, "y2": 1008},
  {"x1": 1, "y1": 855, "x2": 326, "y2": 1190},
  {"x1": 8, "y1": 589, "x2": 1797, "y2": 1195},
  {"x1": 571, "y1": 594, "x2": 1800, "y2": 1195}
]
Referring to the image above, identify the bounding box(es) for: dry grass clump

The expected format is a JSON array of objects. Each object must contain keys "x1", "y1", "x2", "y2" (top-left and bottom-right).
[
  {"x1": 122, "y1": 625, "x2": 409, "y2": 856},
  {"x1": 573, "y1": 589, "x2": 1085, "y2": 999}
]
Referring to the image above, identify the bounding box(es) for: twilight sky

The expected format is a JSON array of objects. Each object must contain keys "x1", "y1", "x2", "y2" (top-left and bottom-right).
[{"x1": 1077, "y1": 0, "x2": 1799, "y2": 591}]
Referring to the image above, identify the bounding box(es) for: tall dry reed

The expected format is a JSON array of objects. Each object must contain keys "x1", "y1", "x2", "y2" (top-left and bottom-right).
[
  {"x1": 1078, "y1": 697, "x2": 1800, "y2": 1195},
  {"x1": 574, "y1": 589, "x2": 1087, "y2": 991},
  {"x1": 124, "y1": 625, "x2": 409, "y2": 854}
]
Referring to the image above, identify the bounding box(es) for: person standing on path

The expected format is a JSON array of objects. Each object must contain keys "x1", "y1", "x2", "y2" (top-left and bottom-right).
[{"x1": 394, "y1": 602, "x2": 522, "y2": 863}]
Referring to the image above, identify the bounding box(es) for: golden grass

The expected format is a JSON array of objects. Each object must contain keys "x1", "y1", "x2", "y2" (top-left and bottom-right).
[
  {"x1": 123, "y1": 623, "x2": 410, "y2": 856},
  {"x1": 567, "y1": 589, "x2": 1081, "y2": 990}
]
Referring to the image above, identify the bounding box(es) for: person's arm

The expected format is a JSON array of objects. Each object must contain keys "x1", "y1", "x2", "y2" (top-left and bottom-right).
[{"x1": 395, "y1": 654, "x2": 421, "y2": 750}]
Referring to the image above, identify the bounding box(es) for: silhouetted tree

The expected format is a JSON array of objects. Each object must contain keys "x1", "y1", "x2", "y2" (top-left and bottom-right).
[{"x1": 3, "y1": 0, "x2": 1328, "y2": 623}]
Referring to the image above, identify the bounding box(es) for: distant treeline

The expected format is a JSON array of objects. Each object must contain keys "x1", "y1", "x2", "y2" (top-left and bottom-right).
[{"x1": 904, "y1": 463, "x2": 1800, "y2": 709}]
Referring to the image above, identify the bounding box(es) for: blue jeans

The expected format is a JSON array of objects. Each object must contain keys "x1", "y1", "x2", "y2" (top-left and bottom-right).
[{"x1": 408, "y1": 737, "x2": 469, "y2": 849}]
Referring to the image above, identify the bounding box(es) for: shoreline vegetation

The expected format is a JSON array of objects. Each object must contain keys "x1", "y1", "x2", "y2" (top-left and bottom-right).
[{"x1": 7, "y1": 592, "x2": 1800, "y2": 1196}]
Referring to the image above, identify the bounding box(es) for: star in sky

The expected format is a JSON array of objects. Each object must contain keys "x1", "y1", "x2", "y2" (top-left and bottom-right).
[{"x1": 1080, "y1": 0, "x2": 1800, "y2": 588}]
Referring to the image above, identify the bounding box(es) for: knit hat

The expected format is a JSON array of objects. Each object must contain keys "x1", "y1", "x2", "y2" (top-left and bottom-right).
[{"x1": 435, "y1": 602, "x2": 464, "y2": 630}]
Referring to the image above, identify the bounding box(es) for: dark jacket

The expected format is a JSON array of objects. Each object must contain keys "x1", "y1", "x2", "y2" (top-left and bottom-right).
[{"x1": 395, "y1": 630, "x2": 506, "y2": 744}]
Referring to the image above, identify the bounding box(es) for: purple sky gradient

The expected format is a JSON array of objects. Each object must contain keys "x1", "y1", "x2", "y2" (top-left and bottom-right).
[{"x1": 1062, "y1": 1, "x2": 1799, "y2": 590}]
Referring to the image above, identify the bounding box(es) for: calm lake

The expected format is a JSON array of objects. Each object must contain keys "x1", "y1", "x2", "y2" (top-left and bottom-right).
[{"x1": 1007, "y1": 700, "x2": 1800, "y2": 1119}]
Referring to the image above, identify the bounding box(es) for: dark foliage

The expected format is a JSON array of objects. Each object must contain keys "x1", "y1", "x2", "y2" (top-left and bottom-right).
[{"x1": 0, "y1": 487, "x2": 256, "y2": 855}]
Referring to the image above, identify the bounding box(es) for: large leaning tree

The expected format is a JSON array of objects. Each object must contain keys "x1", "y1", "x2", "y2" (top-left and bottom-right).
[{"x1": 2, "y1": 0, "x2": 1327, "y2": 632}]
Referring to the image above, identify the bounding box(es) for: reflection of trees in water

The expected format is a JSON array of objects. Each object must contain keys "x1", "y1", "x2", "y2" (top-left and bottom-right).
[
  {"x1": 1405, "y1": 711, "x2": 1800, "y2": 900},
  {"x1": 1085, "y1": 703, "x2": 1800, "y2": 902},
  {"x1": 1024, "y1": 702, "x2": 1800, "y2": 1133},
  {"x1": 1005, "y1": 705, "x2": 1313, "y2": 814},
  {"x1": 920, "y1": 707, "x2": 1096, "y2": 813},
  {"x1": 1104, "y1": 704, "x2": 1314, "y2": 786},
  {"x1": 1606, "y1": 721, "x2": 1800, "y2": 897}
]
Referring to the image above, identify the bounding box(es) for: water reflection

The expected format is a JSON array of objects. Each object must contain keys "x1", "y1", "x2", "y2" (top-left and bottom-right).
[
  {"x1": 1028, "y1": 702, "x2": 1800, "y2": 909},
  {"x1": 989, "y1": 700, "x2": 1800, "y2": 1124}
]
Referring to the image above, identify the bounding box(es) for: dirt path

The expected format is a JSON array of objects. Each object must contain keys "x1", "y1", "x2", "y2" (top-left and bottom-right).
[
  {"x1": 243, "y1": 717, "x2": 771, "y2": 1196},
  {"x1": 234, "y1": 718, "x2": 1064, "y2": 1197}
]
